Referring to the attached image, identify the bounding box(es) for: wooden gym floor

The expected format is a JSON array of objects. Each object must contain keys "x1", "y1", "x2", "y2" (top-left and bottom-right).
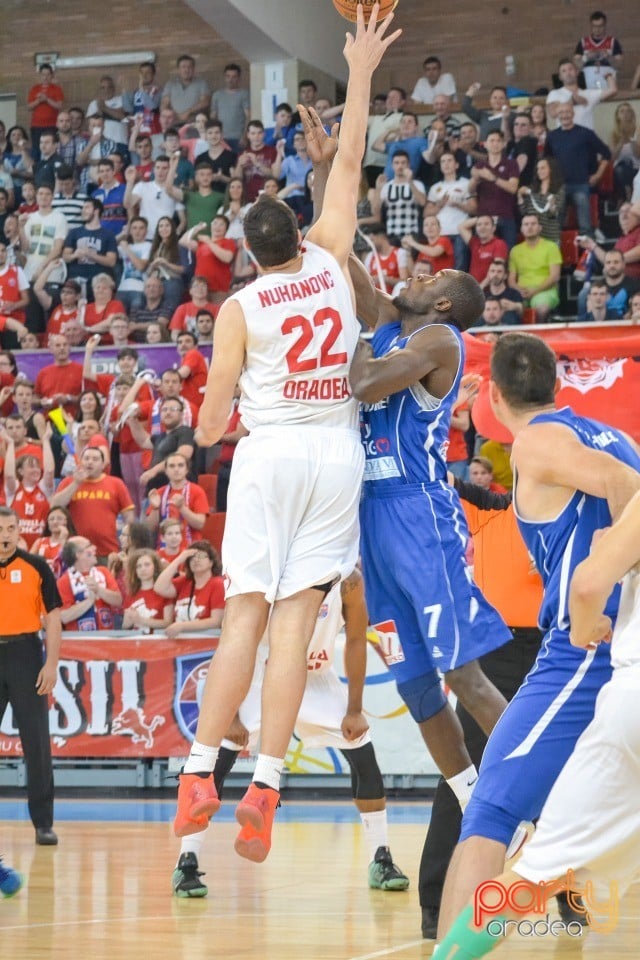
[{"x1": 1, "y1": 800, "x2": 638, "y2": 959}]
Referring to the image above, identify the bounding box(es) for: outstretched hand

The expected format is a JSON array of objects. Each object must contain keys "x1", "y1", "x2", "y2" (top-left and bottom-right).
[
  {"x1": 298, "y1": 106, "x2": 339, "y2": 166},
  {"x1": 343, "y1": 3, "x2": 402, "y2": 73}
]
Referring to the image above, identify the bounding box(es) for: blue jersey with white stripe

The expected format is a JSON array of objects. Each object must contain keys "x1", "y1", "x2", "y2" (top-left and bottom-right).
[
  {"x1": 514, "y1": 407, "x2": 640, "y2": 637},
  {"x1": 360, "y1": 321, "x2": 463, "y2": 488}
]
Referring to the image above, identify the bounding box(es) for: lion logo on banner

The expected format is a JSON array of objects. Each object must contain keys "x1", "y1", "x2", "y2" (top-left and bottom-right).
[
  {"x1": 556, "y1": 357, "x2": 626, "y2": 395},
  {"x1": 111, "y1": 708, "x2": 165, "y2": 749}
]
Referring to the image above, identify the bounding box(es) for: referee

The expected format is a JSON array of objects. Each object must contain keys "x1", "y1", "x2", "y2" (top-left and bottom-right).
[{"x1": 0, "y1": 506, "x2": 62, "y2": 846}]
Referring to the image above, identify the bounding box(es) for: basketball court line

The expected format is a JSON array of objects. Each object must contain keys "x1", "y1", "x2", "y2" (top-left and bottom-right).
[
  {"x1": 0, "y1": 908, "x2": 381, "y2": 933},
  {"x1": 348, "y1": 939, "x2": 427, "y2": 960}
]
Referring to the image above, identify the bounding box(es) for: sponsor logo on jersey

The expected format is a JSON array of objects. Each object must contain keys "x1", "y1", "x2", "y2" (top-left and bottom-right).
[
  {"x1": 317, "y1": 603, "x2": 329, "y2": 621},
  {"x1": 372, "y1": 619, "x2": 405, "y2": 666}
]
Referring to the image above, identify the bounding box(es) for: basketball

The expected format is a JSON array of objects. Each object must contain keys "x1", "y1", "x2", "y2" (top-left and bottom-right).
[{"x1": 332, "y1": 0, "x2": 399, "y2": 23}]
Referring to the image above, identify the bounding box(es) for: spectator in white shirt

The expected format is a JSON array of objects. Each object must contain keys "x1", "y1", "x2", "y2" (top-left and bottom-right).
[
  {"x1": 409, "y1": 56, "x2": 457, "y2": 106},
  {"x1": 547, "y1": 58, "x2": 616, "y2": 130},
  {"x1": 425, "y1": 151, "x2": 476, "y2": 269},
  {"x1": 124, "y1": 156, "x2": 186, "y2": 239}
]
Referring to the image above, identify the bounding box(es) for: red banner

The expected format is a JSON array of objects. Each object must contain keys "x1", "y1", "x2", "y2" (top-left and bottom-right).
[
  {"x1": 0, "y1": 636, "x2": 218, "y2": 758},
  {"x1": 465, "y1": 326, "x2": 640, "y2": 443}
]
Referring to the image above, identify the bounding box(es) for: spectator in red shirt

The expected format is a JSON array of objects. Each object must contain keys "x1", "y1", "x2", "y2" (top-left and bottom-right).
[
  {"x1": 364, "y1": 225, "x2": 410, "y2": 294},
  {"x1": 146, "y1": 451, "x2": 208, "y2": 547},
  {"x1": 107, "y1": 374, "x2": 152, "y2": 516},
  {"x1": 469, "y1": 130, "x2": 520, "y2": 250},
  {"x1": 402, "y1": 214, "x2": 455, "y2": 273},
  {"x1": 58, "y1": 536, "x2": 122, "y2": 631},
  {"x1": 169, "y1": 275, "x2": 218, "y2": 341},
  {"x1": 83, "y1": 273, "x2": 126, "y2": 341},
  {"x1": 157, "y1": 517, "x2": 185, "y2": 566},
  {"x1": 3, "y1": 422, "x2": 55, "y2": 547},
  {"x1": 446, "y1": 400, "x2": 470, "y2": 481},
  {"x1": 35, "y1": 276, "x2": 84, "y2": 344},
  {"x1": 51, "y1": 446, "x2": 135, "y2": 558},
  {"x1": 154, "y1": 540, "x2": 225, "y2": 638},
  {"x1": 459, "y1": 214, "x2": 509, "y2": 285},
  {"x1": 122, "y1": 549, "x2": 174, "y2": 632},
  {"x1": 233, "y1": 120, "x2": 276, "y2": 201},
  {"x1": 0, "y1": 415, "x2": 45, "y2": 482},
  {"x1": 34, "y1": 333, "x2": 84, "y2": 416},
  {"x1": 176, "y1": 330, "x2": 208, "y2": 409},
  {"x1": 32, "y1": 505, "x2": 76, "y2": 578},
  {"x1": 27, "y1": 65, "x2": 64, "y2": 157},
  {"x1": 179, "y1": 215, "x2": 235, "y2": 297}
]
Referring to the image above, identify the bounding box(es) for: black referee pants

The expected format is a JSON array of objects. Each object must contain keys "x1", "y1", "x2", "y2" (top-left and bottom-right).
[
  {"x1": 418, "y1": 628, "x2": 542, "y2": 911},
  {"x1": 0, "y1": 634, "x2": 54, "y2": 830}
]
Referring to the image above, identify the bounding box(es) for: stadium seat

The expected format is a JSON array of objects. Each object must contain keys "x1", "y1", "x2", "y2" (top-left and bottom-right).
[
  {"x1": 564, "y1": 195, "x2": 600, "y2": 230},
  {"x1": 202, "y1": 512, "x2": 226, "y2": 555},
  {"x1": 198, "y1": 474, "x2": 218, "y2": 511},
  {"x1": 521, "y1": 307, "x2": 537, "y2": 325},
  {"x1": 560, "y1": 230, "x2": 580, "y2": 267}
]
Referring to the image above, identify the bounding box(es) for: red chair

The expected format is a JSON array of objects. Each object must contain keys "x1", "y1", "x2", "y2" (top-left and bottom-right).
[
  {"x1": 560, "y1": 230, "x2": 580, "y2": 267},
  {"x1": 564, "y1": 195, "x2": 600, "y2": 230},
  {"x1": 597, "y1": 161, "x2": 615, "y2": 197},
  {"x1": 198, "y1": 474, "x2": 218, "y2": 511},
  {"x1": 202, "y1": 512, "x2": 226, "y2": 555},
  {"x1": 521, "y1": 307, "x2": 537, "y2": 325}
]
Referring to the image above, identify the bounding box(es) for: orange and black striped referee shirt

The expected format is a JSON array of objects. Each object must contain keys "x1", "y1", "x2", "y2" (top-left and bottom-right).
[{"x1": 0, "y1": 549, "x2": 62, "y2": 636}]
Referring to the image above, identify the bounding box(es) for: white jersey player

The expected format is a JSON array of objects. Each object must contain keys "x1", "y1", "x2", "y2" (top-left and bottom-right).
[
  {"x1": 433, "y1": 490, "x2": 640, "y2": 959},
  {"x1": 172, "y1": 570, "x2": 409, "y2": 897},
  {"x1": 173, "y1": 7, "x2": 402, "y2": 863}
]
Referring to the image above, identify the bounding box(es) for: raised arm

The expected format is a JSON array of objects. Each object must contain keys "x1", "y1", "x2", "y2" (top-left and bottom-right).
[
  {"x1": 348, "y1": 254, "x2": 398, "y2": 330},
  {"x1": 305, "y1": 6, "x2": 401, "y2": 267}
]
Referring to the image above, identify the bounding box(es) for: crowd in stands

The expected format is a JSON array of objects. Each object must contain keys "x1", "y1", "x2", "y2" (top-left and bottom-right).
[{"x1": 0, "y1": 11, "x2": 639, "y2": 630}]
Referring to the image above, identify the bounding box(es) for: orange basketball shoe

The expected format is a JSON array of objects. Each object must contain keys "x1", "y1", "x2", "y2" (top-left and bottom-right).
[
  {"x1": 234, "y1": 783, "x2": 280, "y2": 862},
  {"x1": 173, "y1": 772, "x2": 220, "y2": 837}
]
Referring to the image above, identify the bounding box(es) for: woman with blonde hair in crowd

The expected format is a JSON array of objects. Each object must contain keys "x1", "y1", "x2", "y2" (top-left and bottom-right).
[
  {"x1": 611, "y1": 102, "x2": 640, "y2": 202},
  {"x1": 83, "y1": 273, "x2": 126, "y2": 341},
  {"x1": 122, "y1": 548, "x2": 174, "y2": 633}
]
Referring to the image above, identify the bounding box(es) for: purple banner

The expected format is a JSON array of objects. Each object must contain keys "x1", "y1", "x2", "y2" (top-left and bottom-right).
[{"x1": 16, "y1": 343, "x2": 213, "y2": 385}]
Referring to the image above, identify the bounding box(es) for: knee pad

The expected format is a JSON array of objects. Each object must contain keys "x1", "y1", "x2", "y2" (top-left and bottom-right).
[
  {"x1": 398, "y1": 670, "x2": 447, "y2": 724},
  {"x1": 340, "y1": 742, "x2": 384, "y2": 800}
]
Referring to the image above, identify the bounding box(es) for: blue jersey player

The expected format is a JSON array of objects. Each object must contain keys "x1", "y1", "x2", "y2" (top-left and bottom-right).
[
  {"x1": 437, "y1": 332, "x2": 640, "y2": 937},
  {"x1": 349, "y1": 263, "x2": 512, "y2": 816}
]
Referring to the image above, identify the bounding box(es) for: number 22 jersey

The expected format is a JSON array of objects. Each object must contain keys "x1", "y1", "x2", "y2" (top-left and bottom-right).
[{"x1": 229, "y1": 241, "x2": 360, "y2": 431}]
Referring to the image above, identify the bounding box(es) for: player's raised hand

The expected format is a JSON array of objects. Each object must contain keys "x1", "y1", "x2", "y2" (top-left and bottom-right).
[
  {"x1": 298, "y1": 106, "x2": 339, "y2": 166},
  {"x1": 343, "y1": 4, "x2": 402, "y2": 74}
]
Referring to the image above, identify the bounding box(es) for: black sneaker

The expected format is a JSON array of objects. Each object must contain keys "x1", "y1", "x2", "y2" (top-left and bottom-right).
[
  {"x1": 421, "y1": 905, "x2": 439, "y2": 939},
  {"x1": 172, "y1": 852, "x2": 208, "y2": 898},
  {"x1": 557, "y1": 891, "x2": 588, "y2": 927},
  {"x1": 367, "y1": 846, "x2": 410, "y2": 891}
]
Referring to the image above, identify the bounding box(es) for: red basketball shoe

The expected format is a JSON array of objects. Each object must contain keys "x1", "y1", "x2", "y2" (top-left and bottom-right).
[
  {"x1": 234, "y1": 783, "x2": 280, "y2": 862},
  {"x1": 173, "y1": 772, "x2": 220, "y2": 837}
]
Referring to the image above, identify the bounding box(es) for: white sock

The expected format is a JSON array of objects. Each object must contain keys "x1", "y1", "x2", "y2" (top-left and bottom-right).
[
  {"x1": 446, "y1": 764, "x2": 478, "y2": 813},
  {"x1": 183, "y1": 740, "x2": 219, "y2": 774},
  {"x1": 359, "y1": 809, "x2": 389, "y2": 860},
  {"x1": 252, "y1": 754, "x2": 284, "y2": 792},
  {"x1": 178, "y1": 830, "x2": 206, "y2": 864}
]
